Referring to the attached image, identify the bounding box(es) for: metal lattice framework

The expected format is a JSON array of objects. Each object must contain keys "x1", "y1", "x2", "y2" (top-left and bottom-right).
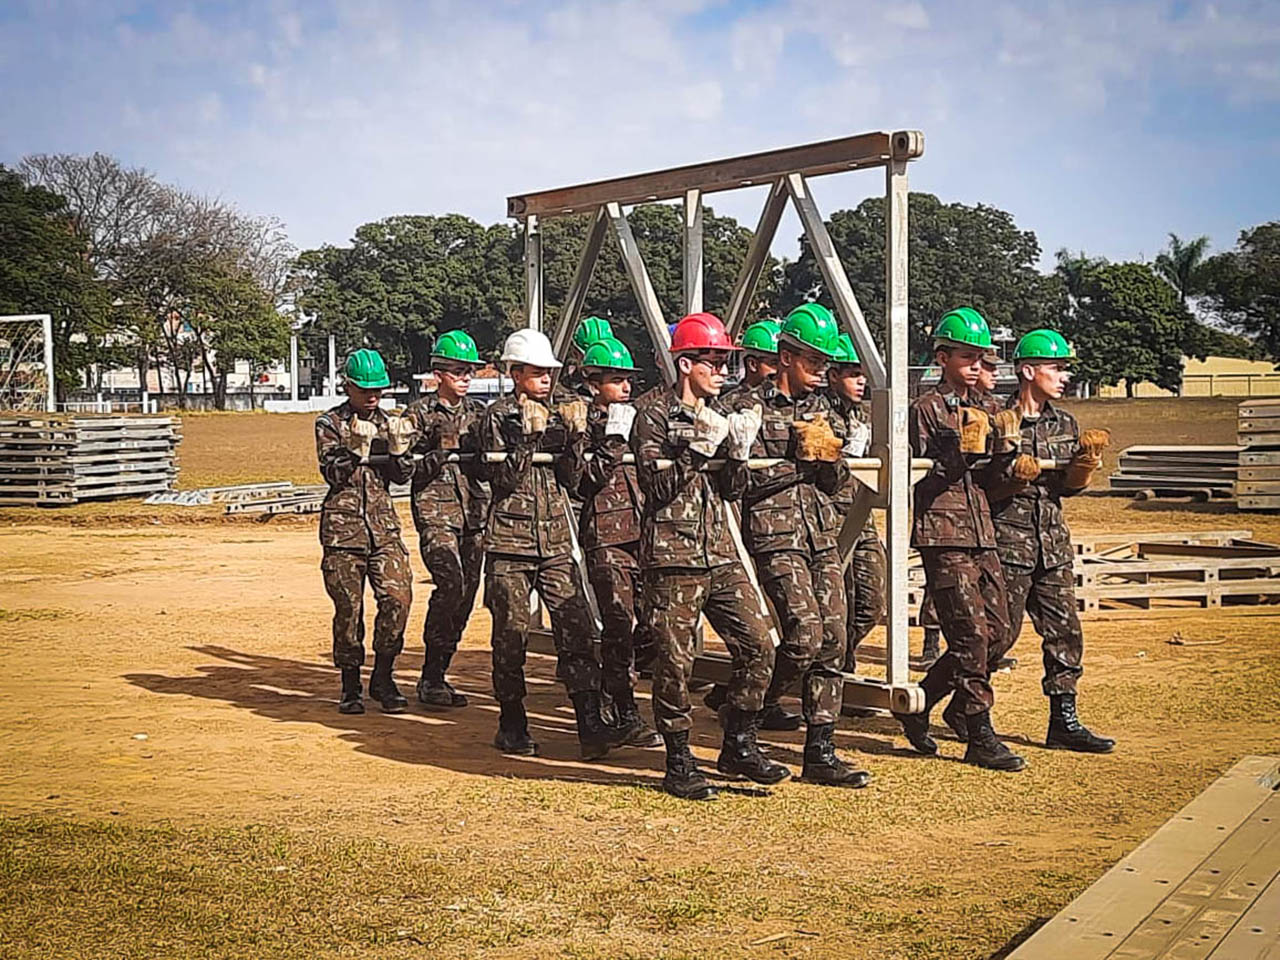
[
  {"x1": 508, "y1": 130, "x2": 926, "y2": 713},
  {"x1": 0, "y1": 314, "x2": 55, "y2": 413}
]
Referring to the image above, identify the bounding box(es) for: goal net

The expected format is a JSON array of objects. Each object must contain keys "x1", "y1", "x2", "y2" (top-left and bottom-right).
[{"x1": 0, "y1": 314, "x2": 53, "y2": 412}]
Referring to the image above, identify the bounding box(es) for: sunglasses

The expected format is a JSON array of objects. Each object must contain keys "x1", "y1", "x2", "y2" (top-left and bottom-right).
[{"x1": 688, "y1": 353, "x2": 730, "y2": 370}]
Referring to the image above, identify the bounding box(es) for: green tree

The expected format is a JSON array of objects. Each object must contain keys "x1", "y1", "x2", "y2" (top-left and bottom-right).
[
  {"x1": 1062, "y1": 261, "x2": 1194, "y2": 396},
  {"x1": 1154, "y1": 233, "x2": 1210, "y2": 305},
  {"x1": 1200, "y1": 222, "x2": 1280, "y2": 362},
  {"x1": 294, "y1": 215, "x2": 522, "y2": 393},
  {"x1": 0, "y1": 166, "x2": 117, "y2": 402},
  {"x1": 779, "y1": 193, "x2": 1060, "y2": 361}
]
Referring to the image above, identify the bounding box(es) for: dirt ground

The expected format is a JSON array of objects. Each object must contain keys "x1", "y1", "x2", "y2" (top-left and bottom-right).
[{"x1": 1, "y1": 398, "x2": 1278, "y2": 959}]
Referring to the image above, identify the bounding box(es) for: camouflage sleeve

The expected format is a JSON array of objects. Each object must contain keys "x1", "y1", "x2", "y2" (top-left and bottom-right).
[
  {"x1": 457, "y1": 402, "x2": 487, "y2": 485},
  {"x1": 554, "y1": 427, "x2": 586, "y2": 498},
  {"x1": 911, "y1": 399, "x2": 965, "y2": 500},
  {"x1": 1053, "y1": 412, "x2": 1084, "y2": 499},
  {"x1": 316, "y1": 413, "x2": 358, "y2": 488},
  {"x1": 718, "y1": 458, "x2": 749, "y2": 501},
  {"x1": 579, "y1": 425, "x2": 625, "y2": 500},
  {"x1": 480, "y1": 404, "x2": 535, "y2": 501},
  {"x1": 631, "y1": 402, "x2": 700, "y2": 509},
  {"x1": 384, "y1": 449, "x2": 415, "y2": 486}
]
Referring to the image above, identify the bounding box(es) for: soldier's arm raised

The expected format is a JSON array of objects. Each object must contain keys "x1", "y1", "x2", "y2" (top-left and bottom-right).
[
  {"x1": 579, "y1": 428, "x2": 624, "y2": 500},
  {"x1": 911, "y1": 400, "x2": 966, "y2": 499},
  {"x1": 316, "y1": 414, "x2": 359, "y2": 487}
]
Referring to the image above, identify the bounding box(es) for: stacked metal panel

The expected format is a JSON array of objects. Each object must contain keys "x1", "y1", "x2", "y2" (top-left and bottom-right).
[
  {"x1": 1108, "y1": 445, "x2": 1240, "y2": 498},
  {"x1": 0, "y1": 415, "x2": 180, "y2": 505},
  {"x1": 1236, "y1": 399, "x2": 1280, "y2": 511}
]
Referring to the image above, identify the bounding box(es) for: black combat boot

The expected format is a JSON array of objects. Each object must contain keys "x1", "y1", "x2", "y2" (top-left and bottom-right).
[
  {"x1": 800, "y1": 723, "x2": 871, "y2": 788},
  {"x1": 338, "y1": 666, "x2": 364, "y2": 715},
  {"x1": 1046, "y1": 694, "x2": 1115, "y2": 753},
  {"x1": 964, "y1": 711, "x2": 1026, "y2": 772},
  {"x1": 571, "y1": 691, "x2": 618, "y2": 762},
  {"x1": 662, "y1": 731, "x2": 716, "y2": 801},
  {"x1": 610, "y1": 688, "x2": 662, "y2": 748},
  {"x1": 702, "y1": 684, "x2": 728, "y2": 711},
  {"x1": 920, "y1": 629, "x2": 941, "y2": 668},
  {"x1": 941, "y1": 696, "x2": 968, "y2": 742},
  {"x1": 758, "y1": 699, "x2": 803, "y2": 732},
  {"x1": 716, "y1": 707, "x2": 791, "y2": 784},
  {"x1": 417, "y1": 673, "x2": 468, "y2": 709},
  {"x1": 493, "y1": 700, "x2": 538, "y2": 756},
  {"x1": 368, "y1": 653, "x2": 408, "y2": 713}
]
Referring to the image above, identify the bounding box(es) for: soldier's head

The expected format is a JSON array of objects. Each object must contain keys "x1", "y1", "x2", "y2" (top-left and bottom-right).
[
  {"x1": 430, "y1": 330, "x2": 484, "y2": 403},
  {"x1": 501, "y1": 329, "x2": 560, "y2": 402},
  {"x1": 1012, "y1": 330, "x2": 1075, "y2": 401},
  {"x1": 581, "y1": 337, "x2": 636, "y2": 407},
  {"x1": 670, "y1": 313, "x2": 736, "y2": 400},
  {"x1": 932, "y1": 307, "x2": 993, "y2": 392},
  {"x1": 740, "y1": 320, "x2": 781, "y2": 387},
  {"x1": 978, "y1": 352, "x2": 1000, "y2": 393},
  {"x1": 777, "y1": 304, "x2": 839, "y2": 397},
  {"x1": 827, "y1": 334, "x2": 865, "y2": 403},
  {"x1": 343, "y1": 349, "x2": 390, "y2": 415}
]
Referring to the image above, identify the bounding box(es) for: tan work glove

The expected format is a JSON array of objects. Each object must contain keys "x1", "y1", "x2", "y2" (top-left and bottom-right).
[
  {"x1": 1012, "y1": 453, "x2": 1041, "y2": 482},
  {"x1": 725, "y1": 404, "x2": 763, "y2": 461},
  {"x1": 794, "y1": 413, "x2": 844, "y2": 463},
  {"x1": 960, "y1": 407, "x2": 991, "y2": 454},
  {"x1": 557, "y1": 399, "x2": 589, "y2": 437},
  {"x1": 347, "y1": 416, "x2": 378, "y2": 462},
  {"x1": 519, "y1": 397, "x2": 549, "y2": 436},
  {"x1": 1064, "y1": 428, "x2": 1110, "y2": 489},
  {"x1": 689, "y1": 402, "x2": 730, "y2": 458},
  {"x1": 385, "y1": 414, "x2": 417, "y2": 456},
  {"x1": 991, "y1": 408, "x2": 1022, "y2": 453}
]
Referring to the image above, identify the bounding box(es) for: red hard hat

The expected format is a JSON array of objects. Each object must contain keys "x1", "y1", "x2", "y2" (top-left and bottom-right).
[{"x1": 670, "y1": 312, "x2": 739, "y2": 354}]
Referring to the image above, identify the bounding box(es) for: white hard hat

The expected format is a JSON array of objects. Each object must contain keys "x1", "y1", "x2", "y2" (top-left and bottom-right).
[{"x1": 501, "y1": 328, "x2": 562, "y2": 369}]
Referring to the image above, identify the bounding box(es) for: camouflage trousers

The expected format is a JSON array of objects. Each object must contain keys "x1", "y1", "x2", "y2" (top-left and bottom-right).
[
  {"x1": 417, "y1": 524, "x2": 484, "y2": 684},
  {"x1": 993, "y1": 561, "x2": 1085, "y2": 696},
  {"x1": 918, "y1": 590, "x2": 939, "y2": 632},
  {"x1": 484, "y1": 553, "x2": 601, "y2": 703},
  {"x1": 321, "y1": 543, "x2": 413, "y2": 669},
  {"x1": 586, "y1": 543, "x2": 651, "y2": 697},
  {"x1": 846, "y1": 527, "x2": 887, "y2": 651},
  {"x1": 759, "y1": 549, "x2": 848, "y2": 726},
  {"x1": 644, "y1": 563, "x2": 775, "y2": 735},
  {"x1": 917, "y1": 548, "x2": 1011, "y2": 714}
]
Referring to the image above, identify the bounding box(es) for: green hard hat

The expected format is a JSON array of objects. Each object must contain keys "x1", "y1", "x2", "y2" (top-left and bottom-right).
[
  {"x1": 581, "y1": 336, "x2": 637, "y2": 372},
  {"x1": 344, "y1": 348, "x2": 391, "y2": 389},
  {"x1": 740, "y1": 319, "x2": 781, "y2": 355},
  {"x1": 573, "y1": 316, "x2": 614, "y2": 354},
  {"x1": 431, "y1": 329, "x2": 482, "y2": 365},
  {"x1": 831, "y1": 333, "x2": 861, "y2": 367},
  {"x1": 1013, "y1": 328, "x2": 1076, "y2": 362},
  {"x1": 780, "y1": 303, "x2": 841, "y2": 359},
  {"x1": 933, "y1": 306, "x2": 993, "y2": 350}
]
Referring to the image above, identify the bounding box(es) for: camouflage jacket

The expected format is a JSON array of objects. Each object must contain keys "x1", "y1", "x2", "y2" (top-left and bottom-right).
[
  {"x1": 731, "y1": 381, "x2": 847, "y2": 557},
  {"x1": 822, "y1": 384, "x2": 876, "y2": 520},
  {"x1": 315, "y1": 402, "x2": 413, "y2": 551},
  {"x1": 909, "y1": 383, "x2": 1012, "y2": 550},
  {"x1": 479, "y1": 393, "x2": 584, "y2": 559},
  {"x1": 578, "y1": 404, "x2": 643, "y2": 551},
  {"x1": 404, "y1": 394, "x2": 490, "y2": 534},
  {"x1": 552, "y1": 367, "x2": 593, "y2": 405},
  {"x1": 630, "y1": 387, "x2": 748, "y2": 570},
  {"x1": 988, "y1": 396, "x2": 1084, "y2": 571}
]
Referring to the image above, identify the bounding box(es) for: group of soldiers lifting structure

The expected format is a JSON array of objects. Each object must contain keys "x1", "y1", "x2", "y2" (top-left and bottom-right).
[{"x1": 315, "y1": 303, "x2": 1115, "y2": 801}]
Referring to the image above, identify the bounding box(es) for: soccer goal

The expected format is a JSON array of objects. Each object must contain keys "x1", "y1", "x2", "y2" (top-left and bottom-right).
[{"x1": 0, "y1": 314, "x2": 55, "y2": 413}]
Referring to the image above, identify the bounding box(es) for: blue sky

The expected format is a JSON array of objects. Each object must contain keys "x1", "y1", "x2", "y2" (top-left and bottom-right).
[{"x1": 2, "y1": 0, "x2": 1277, "y2": 268}]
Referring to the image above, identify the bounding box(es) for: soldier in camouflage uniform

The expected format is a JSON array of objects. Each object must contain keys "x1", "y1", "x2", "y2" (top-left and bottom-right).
[
  {"x1": 316, "y1": 349, "x2": 416, "y2": 716},
  {"x1": 985, "y1": 329, "x2": 1114, "y2": 753},
  {"x1": 823, "y1": 331, "x2": 887, "y2": 675},
  {"x1": 403, "y1": 330, "x2": 490, "y2": 710},
  {"x1": 553, "y1": 316, "x2": 613, "y2": 404},
  {"x1": 731, "y1": 305, "x2": 871, "y2": 788},
  {"x1": 576, "y1": 336, "x2": 661, "y2": 748},
  {"x1": 632, "y1": 311, "x2": 784, "y2": 801},
  {"x1": 721, "y1": 319, "x2": 780, "y2": 402},
  {"x1": 480, "y1": 328, "x2": 617, "y2": 761},
  {"x1": 895, "y1": 308, "x2": 1026, "y2": 772}
]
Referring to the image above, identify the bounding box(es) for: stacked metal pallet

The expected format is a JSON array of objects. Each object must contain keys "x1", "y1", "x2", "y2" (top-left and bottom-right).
[
  {"x1": 0, "y1": 414, "x2": 180, "y2": 506},
  {"x1": 1108, "y1": 445, "x2": 1241, "y2": 499},
  {"x1": 1236, "y1": 399, "x2": 1280, "y2": 511}
]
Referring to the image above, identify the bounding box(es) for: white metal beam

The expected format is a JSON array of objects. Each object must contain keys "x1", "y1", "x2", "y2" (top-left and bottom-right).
[
  {"x1": 683, "y1": 189, "x2": 704, "y2": 315},
  {"x1": 524, "y1": 215, "x2": 543, "y2": 332},
  {"x1": 605, "y1": 202, "x2": 677, "y2": 384},
  {"x1": 725, "y1": 179, "x2": 787, "y2": 340}
]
